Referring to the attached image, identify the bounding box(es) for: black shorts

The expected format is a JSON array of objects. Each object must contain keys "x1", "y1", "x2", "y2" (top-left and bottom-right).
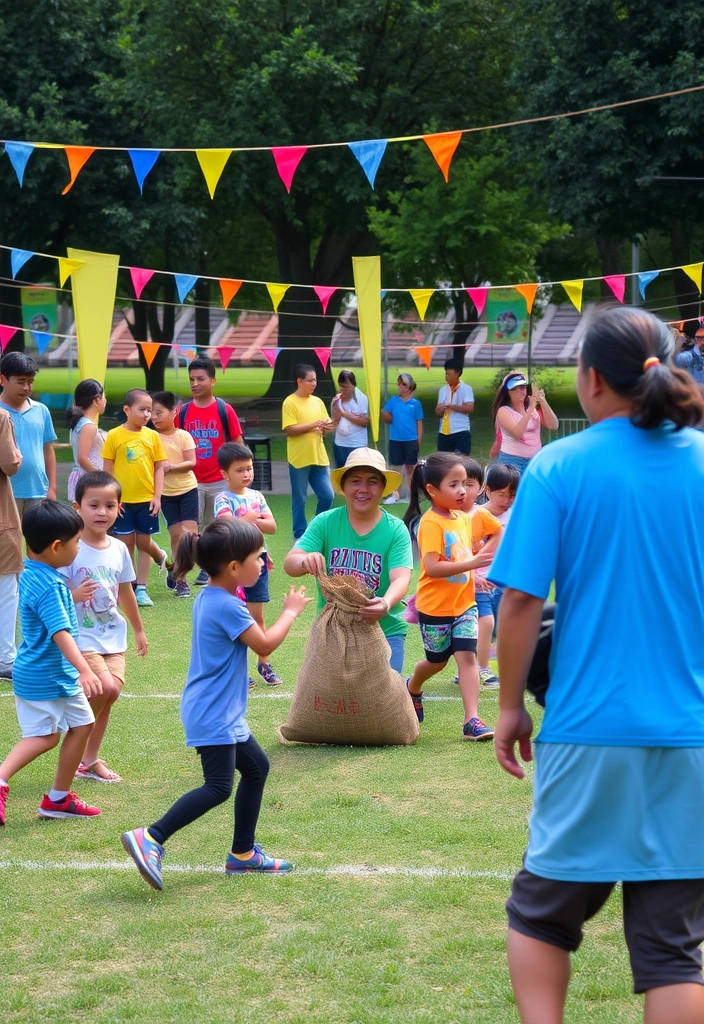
[
  {"x1": 389, "y1": 439, "x2": 419, "y2": 467},
  {"x1": 436, "y1": 430, "x2": 472, "y2": 455},
  {"x1": 161, "y1": 488, "x2": 199, "y2": 528},
  {"x1": 507, "y1": 866, "x2": 704, "y2": 994}
]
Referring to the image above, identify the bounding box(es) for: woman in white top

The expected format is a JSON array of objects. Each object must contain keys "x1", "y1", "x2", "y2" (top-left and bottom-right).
[
  {"x1": 67, "y1": 378, "x2": 108, "y2": 501},
  {"x1": 491, "y1": 372, "x2": 558, "y2": 475},
  {"x1": 330, "y1": 370, "x2": 370, "y2": 468}
]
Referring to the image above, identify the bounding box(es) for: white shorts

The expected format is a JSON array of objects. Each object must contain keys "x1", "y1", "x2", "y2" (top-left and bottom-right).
[{"x1": 15, "y1": 693, "x2": 95, "y2": 737}]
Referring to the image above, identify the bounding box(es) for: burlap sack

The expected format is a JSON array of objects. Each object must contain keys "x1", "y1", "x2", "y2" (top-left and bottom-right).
[{"x1": 278, "y1": 574, "x2": 419, "y2": 746}]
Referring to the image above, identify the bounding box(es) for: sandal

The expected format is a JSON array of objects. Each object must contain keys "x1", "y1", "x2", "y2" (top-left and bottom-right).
[{"x1": 75, "y1": 759, "x2": 123, "y2": 783}]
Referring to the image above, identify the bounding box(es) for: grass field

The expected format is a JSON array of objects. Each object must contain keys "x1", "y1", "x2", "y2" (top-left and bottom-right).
[{"x1": 1, "y1": 497, "x2": 645, "y2": 1024}]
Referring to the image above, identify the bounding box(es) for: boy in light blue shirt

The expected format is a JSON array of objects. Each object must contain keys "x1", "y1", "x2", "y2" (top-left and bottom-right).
[
  {"x1": 0, "y1": 352, "x2": 57, "y2": 515},
  {"x1": 0, "y1": 500, "x2": 103, "y2": 826}
]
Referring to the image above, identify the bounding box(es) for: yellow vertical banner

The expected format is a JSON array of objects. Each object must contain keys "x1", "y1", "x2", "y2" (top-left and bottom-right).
[
  {"x1": 67, "y1": 248, "x2": 120, "y2": 385},
  {"x1": 352, "y1": 255, "x2": 382, "y2": 444}
]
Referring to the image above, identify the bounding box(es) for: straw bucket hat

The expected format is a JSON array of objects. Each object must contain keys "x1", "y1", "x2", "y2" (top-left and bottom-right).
[{"x1": 329, "y1": 447, "x2": 403, "y2": 498}]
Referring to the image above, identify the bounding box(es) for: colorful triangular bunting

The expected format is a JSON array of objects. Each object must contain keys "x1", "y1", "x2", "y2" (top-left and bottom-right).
[
  {"x1": 10, "y1": 248, "x2": 33, "y2": 279},
  {"x1": 423, "y1": 132, "x2": 462, "y2": 182},
  {"x1": 314, "y1": 347, "x2": 332, "y2": 371},
  {"x1": 0, "y1": 325, "x2": 20, "y2": 352},
  {"x1": 128, "y1": 149, "x2": 160, "y2": 194},
  {"x1": 5, "y1": 142, "x2": 34, "y2": 186},
  {"x1": 129, "y1": 267, "x2": 155, "y2": 300},
  {"x1": 313, "y1": 286, "x2": 337, "y2": 314},
  {"x1": 31, "y1": 331, "x2": 53, "y2": 354},
  {"x1": 219, "y1": 279, "x2": 242, "y2": 308},
  {"x1": 514, "y1": 284, "x2": 539, "y2": 314},
  {"x1": 681, "y1": 262, "x2": 703, "y2": 292},
  {"x1": 603, "y1": 275, "x2": 626, "y2": 303},
  {"x1": 466, "y1": 287, "x2": 488, "y2": 316},
  {"x1": 409, "y1": 289, "x2": 434, "y2": 320},
  {"x1": 271, "y1": 147, "x2": 307, "y2": 192},
  {"x1": 348, "y1": 139, "x2": 388, "y2": 189},
  {"x1": 196, "y1": 149, "x2": 233, "y2": 199},
  {"x1": 266, "y1": 283, "x2": 289, "y2": 312},
  {"x1": 261, "y1": 348, "x2": 279, "y2": 368},
  {"x1": 138, "y1": 341, "x2": 162, "y2": 369},
  {"x1": 58, "y1": 258, "x2": 84, "y2": 287},
  {"x1": 175, "y1": 274, "x2": 198, "y2": 304},
  {"x1": 217, "y1": 347, "x2": 235, "y2": 372},
  {"x1": 415, "y1": 346, "x2": 433, "y2": 369},
  {"x1": 637, "y1": 271, "x2": 659, "y2": 300},
  {"x1": 561, "y1": 279, "x2": 584, "y2": 312},
  {"x1": 61, "y1": 146, "x2": 95, "y2": 195}
]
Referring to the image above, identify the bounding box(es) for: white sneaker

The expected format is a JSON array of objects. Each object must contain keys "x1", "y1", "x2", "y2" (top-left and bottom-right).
[{"x1": 479, "y1": 667, "x2": 499, "y2": 687}]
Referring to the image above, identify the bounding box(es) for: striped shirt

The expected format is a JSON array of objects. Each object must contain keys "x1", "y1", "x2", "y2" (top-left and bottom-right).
[{"x1": 13, "y1": 559, "x2": 81, "y2": 700}]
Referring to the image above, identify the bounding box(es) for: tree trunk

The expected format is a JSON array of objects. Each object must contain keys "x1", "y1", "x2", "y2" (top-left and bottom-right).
[
  {"x1": 0, "y1": 249, "x2": 25, "y2": 353},
  {"x1": 670, "y1": 220, "x2": 700, "y2": 333},
  {"x1": 194, "y1": 277, "x2": 210, "y2": 349},
  {"x1": 448, "y1": 292, "x2": 475, "y2": 366}
]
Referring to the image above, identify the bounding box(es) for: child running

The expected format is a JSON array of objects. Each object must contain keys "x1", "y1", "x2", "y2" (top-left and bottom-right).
[
  {"x1": 151, "y1": 391, "x2": 198, "y2": 599},
  {"x1": 102, "y1": 389, "x2": 170, "y2": 608},
  {"x1": 61, "y1": 471, "x2": 149, "y2": 783},
  {"x1": 121, "y1": 518, "x2": 311, "y2": 890},
  {"x1": 0, "y1": 500, "x2": 103, "y2": 824},
  {"x1": 403, "y1": 452, "x2": 495, "y2": 742},
  {"x1": 214, "y1": 442, "x2": 281, "y2": 687}
]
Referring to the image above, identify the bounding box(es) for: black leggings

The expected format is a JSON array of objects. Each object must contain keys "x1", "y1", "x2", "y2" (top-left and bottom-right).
[{"x1": 148, "y1": 736, "x2": 270, "y2": 854}]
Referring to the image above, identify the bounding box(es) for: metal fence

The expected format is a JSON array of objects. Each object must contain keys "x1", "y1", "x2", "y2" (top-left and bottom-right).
[{"x1": 555, "y1": 418, "x2": 589, "y2": 438}]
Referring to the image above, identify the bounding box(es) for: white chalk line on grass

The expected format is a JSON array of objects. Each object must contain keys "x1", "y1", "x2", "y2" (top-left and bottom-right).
[
  {"x1": 0, "y1": 691, "x2": 493, "y2": 703},
  {"x1": 0, "y1": 858, "x2": 513, "y2": 881}
]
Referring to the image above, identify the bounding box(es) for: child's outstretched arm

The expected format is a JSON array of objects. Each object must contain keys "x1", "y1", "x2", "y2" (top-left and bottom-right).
[
  {"x1": 423, "y1": 549, "x2": 494, "y2": 578},
  {"x1": 52, "y1": 630, "x2": 102, "y2": 697},
  {"x1": 240, "y1": 586, "x2": 312, "y2": 658},
  {"x1": 118, "y1": 582, "x2": 149, "y2": 656}
]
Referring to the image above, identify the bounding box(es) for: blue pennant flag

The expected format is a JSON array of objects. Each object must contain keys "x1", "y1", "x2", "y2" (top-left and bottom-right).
[
  {"x1": 638, "y1": 271, "x2": 659, "y2": 300},
  {"x1": 348, "y1": 139, "x2": 388, "y2": 190},
  {"x1": 11, "y1": 248, "x2": 34, "y2": 279},
  {"x1": 175, "y1": 274, "x2": 199, "y2": 304},
  {"x1": 31, "y1": 331, "x2": 53, "y2": 355},
  {"x1": 128, "y1": 149, "x2": 161, "y2": 194},
  {"x1": 380, "y1": 290, "x2": 388, "y2": 300},
  {"x1": 5, "y1": 142, "x2": 34, "y2": 186}
]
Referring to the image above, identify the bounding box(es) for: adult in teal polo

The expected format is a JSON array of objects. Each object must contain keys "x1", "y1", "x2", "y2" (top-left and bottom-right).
[{"x1": 283, "y1": 448, "x2": 413, "y2": 674}]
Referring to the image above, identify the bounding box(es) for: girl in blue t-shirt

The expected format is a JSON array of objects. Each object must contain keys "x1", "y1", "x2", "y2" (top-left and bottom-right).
[
  {"x1": 121, "y1": 518, "x2": 311, "y2": 890},
  {"x1": 381, "y1": 373, "x2": 424, "y2": 504}
]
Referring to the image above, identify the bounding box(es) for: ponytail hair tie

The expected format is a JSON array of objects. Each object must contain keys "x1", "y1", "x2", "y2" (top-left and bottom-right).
[{"x1": 643, "y1": 357, "x2": 660, "y2": 371}]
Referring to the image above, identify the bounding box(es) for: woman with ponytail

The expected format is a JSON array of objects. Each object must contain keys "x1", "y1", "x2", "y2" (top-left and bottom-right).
[
  {"x1": 67, "y1": 379, "x2": 107, "y2": 501},
  {"x1": 490, "y1": 307, "x2": 704, "y2": 1022}
]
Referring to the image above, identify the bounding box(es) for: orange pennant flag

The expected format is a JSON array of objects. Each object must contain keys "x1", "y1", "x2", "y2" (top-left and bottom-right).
[
  {"x1": 560, "y1": 280, "x2": 584, "y2": 312},
  {"x1": 681, "y1": 262, "x2": 703, "y2": 292},
  {"x1": 58, "y1": 258, "x2": 84, "y2": 287},
  {"x1": 409, "y1": 289, "x2": 434, "y2": 320},
  {"x1": 219, "y1": 279, "x2": 243, "y2": 308},
  {"x1": 62, "y1": 146, "x2": 95, "y2": 195},
  {"x1": 514, "y1": 284, "x2": 539, "y2": 314},
  {"x1": 423, "y1": 132, "x2": 462, "y2": 182},
  {"x1": 138, "y1": 342, "x2": 162, "y2": 369},
  {"x1": 415, "y1": 346, "x2": 433, "y2": 369}
]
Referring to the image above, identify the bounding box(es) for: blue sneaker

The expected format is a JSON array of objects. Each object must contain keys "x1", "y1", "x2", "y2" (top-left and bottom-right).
[
  {"x1": 121, "y1": 827, "x2": 164, "y2": 890},
  {"x1": 194, "y1": 568, "x2": 209, "y2": 586},
  {"x1": 462, "y1": 717, "x2": 495, "y2": 742},
  {"x1": 406, "y1": 678, "x2": 424, "y2": 722},
  {"x1": 225, "y1": 844, "x2": 293, "y2": 874}
]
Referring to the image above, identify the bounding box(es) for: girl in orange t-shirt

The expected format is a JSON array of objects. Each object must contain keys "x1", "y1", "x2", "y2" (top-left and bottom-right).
[{"x1": 402, "y1": 452, "x2": 495, "y2": 742}]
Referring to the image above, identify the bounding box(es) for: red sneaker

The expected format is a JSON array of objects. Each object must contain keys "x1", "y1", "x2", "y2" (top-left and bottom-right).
[
  {"x1": 0, "y1": 782, "x2": 8, "y2": 827},
  {"x1": 38, "y1": 791, "x2": 101, "y2": 819}
]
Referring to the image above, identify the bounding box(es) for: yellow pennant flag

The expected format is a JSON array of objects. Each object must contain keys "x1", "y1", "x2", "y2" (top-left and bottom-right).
[
  {"x1": 681, "y1": 262, "x2": 703, "y2": 292},
  {"x1": 408, "y1": 289, "x2": 434, "y2": 320},
  {"x1": 560, "y1": 279, "x2": 584, "y2": 312},
  {"x1": 266, "y1": 283, "x2": 289, "y2": 312},
  {"x1": 58, "y1": 258, "x2": 84, "y2": 287},
  {"x1": 352, "y1": 256, "x2": 382, "y2": 443},
  {"x1": 514, "y1": 283, "x2": 539, "y2": 314},
  {"x1": 195, "y1": 149, "x2": 233, "y2": 199},
  {"x1": 68, "y1": 248, "x2": 120, "y2": 385}
]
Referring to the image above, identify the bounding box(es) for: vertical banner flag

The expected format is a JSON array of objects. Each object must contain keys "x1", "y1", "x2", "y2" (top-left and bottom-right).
[
  {"x1": 314, "y1": 347, "x2": 332, "y2": 371},
  {"x1": 423, "y1": 132, "x2": 462, "y2": 182},
  {"x1": 486, "y1": 288, "x2": 529, "y2": 344},
  {"x1": 128, "y1": 149, "x2": 161, "y2": 193},
  {"x1": 5, "y1": 142, "x2": 34, "y2": 186},
  {"x1": 196, "y1": 150, "x2": 233, "y2": 199},
  {"x1": 348, "y1": 140, "x2": 388, "y2": 189},
  {"x1": 21, "y1": 286, "x2": 58, "y2": 353},
  {"x1": 352, "y1": 255, "x2": 382, "y2": 443},
  {"x1": 271, "y1": 147, "x2": 307, "y2": 192},
  {"x1": 68, "y1": 248, "x2": 120, "y2": 385},
  {"x1": 514, "y1": 284, "x2": 539, "y2": 315}
]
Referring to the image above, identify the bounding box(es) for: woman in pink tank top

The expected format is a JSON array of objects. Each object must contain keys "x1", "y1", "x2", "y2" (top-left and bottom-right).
[{"x1": 490, "y1": 373, "x2": 559, "y2": 474}]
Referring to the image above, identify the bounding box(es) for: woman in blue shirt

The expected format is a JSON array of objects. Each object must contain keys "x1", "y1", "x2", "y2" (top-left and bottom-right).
[
  {"x1": 381, "y1": 373, "x2": 424, "y2": 504},
  {"x1": 490, "y1": 307, "x2": 704, "y2": 1022}
]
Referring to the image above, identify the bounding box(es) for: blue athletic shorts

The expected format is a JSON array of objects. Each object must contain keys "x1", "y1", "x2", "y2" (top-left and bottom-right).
[
  {"x1": 113, "y1": 501, "x2": 160, "y2": 536},
  {"x1": 389, "y1": 439, "x2": 419, "y2": 467},
  {"x1": 161, "y1": 488, "x2": 199, "y2": 528},
  {"x1": 243, "y1": 558, "x2": 270, "y2": 604}
]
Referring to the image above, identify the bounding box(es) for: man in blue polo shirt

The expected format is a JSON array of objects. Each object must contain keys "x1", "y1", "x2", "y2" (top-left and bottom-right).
[{"x1": 0, "y1": 351, "x2": 57, "y2": 515}]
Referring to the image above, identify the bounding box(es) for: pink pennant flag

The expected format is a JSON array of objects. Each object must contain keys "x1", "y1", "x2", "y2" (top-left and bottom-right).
[
  {"x1": 466, "y1": 287, "x2": 488, "y2": 316},
  {"x1": 261, "y1": 348, "x2": 279, "y2": 368},
  {"x1": 315, "y1": 347, "x2": 332, "y2": 371},
  {"x1": 271, "y1": 146, "x2": 307, "y2": 192},
  {"x1": 129, "y1": 267, "x2": 155, "y2": 300},
  {"x1": 0, "y1": 325, "x2": 20, "y2": 352},
  {"x1": 217, "y1": 347, "x2": 235, "y2": 372},
  {"x1": 313, "y1": 286, "x2": 337, "y2": 315},
  {"x1": 604, "y1": 275, "x2": 626, "y2": 303}
]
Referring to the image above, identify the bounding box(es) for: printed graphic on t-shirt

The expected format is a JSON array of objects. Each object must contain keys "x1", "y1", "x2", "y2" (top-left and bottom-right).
[
  {"x1": 189, "y1": 416, "x2": 222, "y2": 462},
  {"x1": 125, "y1": 438, "x2": 149, "y2": 463},
  {"x1": 329, "y1": 546, "x2": 382, "y2": 593},
  {"x1": 75, "y1": 566, "x2": 120, "y2": 635},
  {"x1": 443, "y1": 529, "x2": 470, "y2": 584}
]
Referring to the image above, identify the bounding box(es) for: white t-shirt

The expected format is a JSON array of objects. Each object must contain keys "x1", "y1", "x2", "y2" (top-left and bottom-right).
[
  {"x1": 475, "y1": 506, "x2": 512, "y2": 579},
  {"x1": 334, "y1": 388, "x2": 369, "y2": 448},
  {"x1": 437, "y1": 382, "x2": 474, "y2": 434},
  {"x1": 60, "y1": 537, "x2": 136, "y2": 654}
]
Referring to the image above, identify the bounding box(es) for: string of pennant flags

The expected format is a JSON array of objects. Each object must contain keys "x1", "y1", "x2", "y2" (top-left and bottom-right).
[{"x1": 3, "y1": 84, "x2": 704, "y2": 197}]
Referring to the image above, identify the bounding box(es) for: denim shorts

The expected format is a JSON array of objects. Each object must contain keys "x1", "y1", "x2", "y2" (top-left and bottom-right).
[
  {"x1": 113, "y1": 501, "x2": 160, "y2": 536},
  {"x1": 475, "y1": 585, "x2": 504, "y2": 620},
  {"x1": 389, "y1": 439, "x2": 419, "y2": 467},
  {"x1": 161, "y1": 487, "x2": 199, "y2": 528},
  {"x1": 418, "y1": 605, "x2": 478, "y2": 663},
  {"x1": 243, "y1": 558, "x2": 270, "y2": 604}
]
